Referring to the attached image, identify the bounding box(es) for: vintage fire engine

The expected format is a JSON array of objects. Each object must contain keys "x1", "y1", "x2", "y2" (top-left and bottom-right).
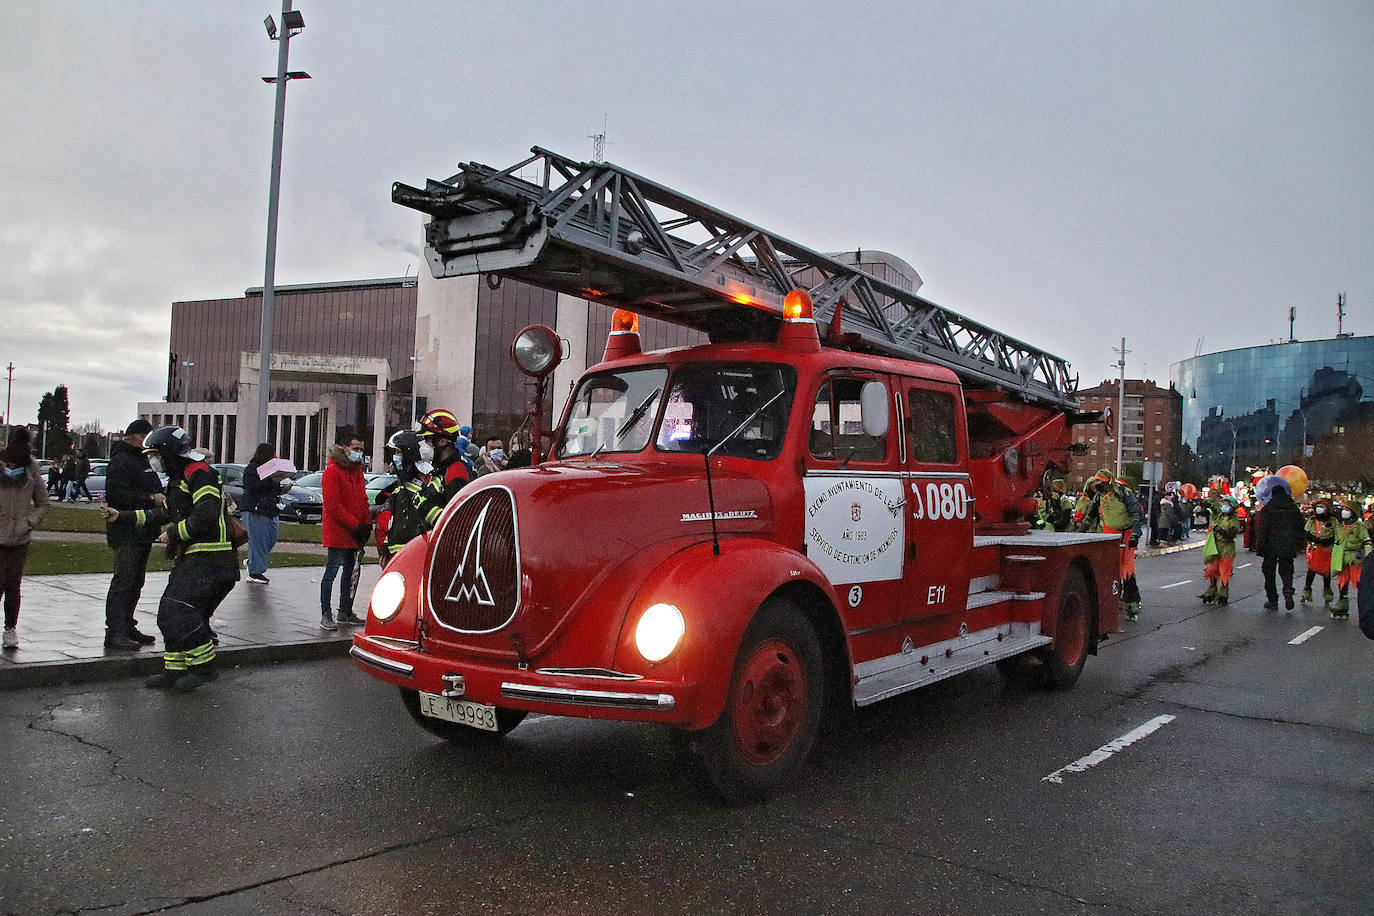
[{"x1": 351, "y1": 147, "x2": 1120, "y2": 803}]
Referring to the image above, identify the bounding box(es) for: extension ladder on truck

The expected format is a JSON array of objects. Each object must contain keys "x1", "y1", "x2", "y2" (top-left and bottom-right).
[{"x1": 392, "y1": 146, "x2": 1079, "y2": 410}]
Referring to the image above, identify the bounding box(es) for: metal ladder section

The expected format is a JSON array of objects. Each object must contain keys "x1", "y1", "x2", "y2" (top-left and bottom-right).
[{"x1": 393, "y1": 146, "x2": 1078, "y2": 409}]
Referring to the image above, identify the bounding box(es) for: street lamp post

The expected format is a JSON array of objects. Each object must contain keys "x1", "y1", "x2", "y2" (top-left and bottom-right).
[
  {"x1": 1226, "y1": 420, "x2": 1238, "y2": 483},
  {"x1": 181, "y1": 360, "x2": 195, "y2": 435},
  {"x1": 3, "y1": 361, "x2": 13, "y2": 446},
  {"x1": 257, "y1": 3, "x2": 309, "y2": 443}
]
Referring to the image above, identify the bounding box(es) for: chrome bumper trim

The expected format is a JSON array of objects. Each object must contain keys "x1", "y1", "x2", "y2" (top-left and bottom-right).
[
  {"x1": 501, "y1": 682, "x2": 676, "y2": 710},
  {"x1": 534, "y1": 666, "x2": 643, "y2": 681},
  {"x1": 349, "y1": 645, "x2": 415, "y2": 678}
]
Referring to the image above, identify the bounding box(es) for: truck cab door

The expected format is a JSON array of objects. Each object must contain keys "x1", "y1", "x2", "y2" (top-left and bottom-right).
[
  {"x1": 802, "y1": 372, "x2": 907, "y2": 647},
  {"x1": 900, "y1": 382, "x2": 974, "y2": 647}
]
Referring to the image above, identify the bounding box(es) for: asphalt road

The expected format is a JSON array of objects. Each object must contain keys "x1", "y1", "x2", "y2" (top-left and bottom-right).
[{"x1": 2, "y1": 548, "x2": 1371, "y2": 915}]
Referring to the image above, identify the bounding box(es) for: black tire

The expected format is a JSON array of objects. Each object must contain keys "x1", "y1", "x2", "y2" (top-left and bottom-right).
[
  {"x1": 1041, "y1": 565, "x2": 1093, "y2": 690},
  {"x1": 399, "y1": 688, "x2": 526, "y2": 744},
  {"x1": 692, "y1": 598, "x2": 825, "y2": 806}
]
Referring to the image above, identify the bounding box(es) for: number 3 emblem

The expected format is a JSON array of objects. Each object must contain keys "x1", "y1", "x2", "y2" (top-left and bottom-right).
[{"x1": 848, "y1": 585, "x2": 863, "y2": 607}]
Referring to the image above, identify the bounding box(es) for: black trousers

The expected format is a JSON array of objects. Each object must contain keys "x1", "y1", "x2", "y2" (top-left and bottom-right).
[
  {"x1": 1262, "y1": 555, "x2": 1295, "y2": 603},
  {"x1": 157, "y1": 556, "x2": 238, "y2": 654},
  {"x1": 105, "y1": 541, "x2": 152, "y2": 635}
]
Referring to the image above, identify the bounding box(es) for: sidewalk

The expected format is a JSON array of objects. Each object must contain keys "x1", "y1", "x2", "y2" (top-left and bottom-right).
[{"x1": 0, "y1": 563, "x2": 380, "y2": 690}]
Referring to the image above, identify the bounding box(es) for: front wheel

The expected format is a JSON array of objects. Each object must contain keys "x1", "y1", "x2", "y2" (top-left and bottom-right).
[
  {"x1": 1041, "y1": 565, "x2": 1093, "y2": 690},
  {"x1": 692, "y1": 598, "x2": 824, "y2": 806},
  {"x1": 399, "y1": 688, "x2": 527, "y2": 744}
]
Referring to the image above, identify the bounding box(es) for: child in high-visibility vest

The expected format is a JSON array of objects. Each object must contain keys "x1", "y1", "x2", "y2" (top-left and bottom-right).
[
  {"x1": 1201, "y1": 499, "x2": 1242, "y2": 605},
  {"x1": 1302, "y1": 499, "x2": 1336, "y2": 607},
  {"x1": 1330, "y1": 502, "x2": 1371, "y2": 619}
]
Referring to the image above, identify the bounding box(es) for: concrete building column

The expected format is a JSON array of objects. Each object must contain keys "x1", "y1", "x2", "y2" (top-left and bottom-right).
[{"x1": 372, "y1": 387, "x2": 387, "y2": 472}]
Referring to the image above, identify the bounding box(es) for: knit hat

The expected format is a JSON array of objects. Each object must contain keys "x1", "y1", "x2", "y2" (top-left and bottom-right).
[
  {"x1": 124, "y1": 418, "x2": 153, "y2": 437},
  {"x1": 2, "y1": 427, "x2": 33, "y2": 466}
]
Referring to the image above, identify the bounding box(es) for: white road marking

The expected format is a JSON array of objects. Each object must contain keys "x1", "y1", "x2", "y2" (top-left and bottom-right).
[
  {"x1": 1042, "y1": 715, "x2": 1177, "y2": 784},
  {"x1": 1159, "y1": 580, "x2": 1193, "y2": 589},
  {"x1": 1237, "y1": 563, "x2": 1253, "y2": 569},
  {"x1": 1288, "y1": 626, "x2": 1324, "y2": 645}
]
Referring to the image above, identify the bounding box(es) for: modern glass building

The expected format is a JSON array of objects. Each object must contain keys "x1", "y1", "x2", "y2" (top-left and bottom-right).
[{"x1": 1170, "y1": 336, "x2": 1374, "y2": 481}]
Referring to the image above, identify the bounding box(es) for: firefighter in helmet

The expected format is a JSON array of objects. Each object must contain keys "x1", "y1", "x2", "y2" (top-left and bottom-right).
[
  {"x1": 99, "y1": 426, "x2": 238, "y2": 691},
  {"x1": 382, "y1": 429, "x2": 433, "y2": 559},
  {"x1": 1077, "y1": 469, "x2": 1143, "y2": 620},
  {"x1": 414, "y1": 408, "x2": 473, "y2": 529}
]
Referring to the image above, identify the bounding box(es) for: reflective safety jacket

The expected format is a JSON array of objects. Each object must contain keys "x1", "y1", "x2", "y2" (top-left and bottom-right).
[
  {"x1": 384, "y1": 475, "x2": 429, "y2": 555},
  {"x1": 416, "y1": 459, "x2": 471, "y2": 530},
  {"x1": 120, "y1": 460, "x2": 235, "y2": 567}
]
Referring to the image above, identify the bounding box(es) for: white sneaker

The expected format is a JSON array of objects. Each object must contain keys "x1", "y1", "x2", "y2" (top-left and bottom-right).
[{"x1": 2, "y1": 627, "x2": 17, "y2": 649}]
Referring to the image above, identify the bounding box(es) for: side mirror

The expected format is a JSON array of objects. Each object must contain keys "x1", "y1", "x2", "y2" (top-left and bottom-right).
[{"x1": 860, "y1": 380, "x2": 890, "y2": 438}]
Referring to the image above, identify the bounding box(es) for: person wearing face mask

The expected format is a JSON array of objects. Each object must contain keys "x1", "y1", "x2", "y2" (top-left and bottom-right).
[
  {"x1": 381, "y1": 429, "x2": 432, "y2": 560},
  {"x1": 1200, "y1": 497, "x2": 1242, "y2": 605},
  {"x1": 99, "y1": 426, "x2": 237, "y2": 690},
  {"x1": 1330, "y1": 502, "x2": 1371, "y2": 619},
  {"x1": 320, "y1": 435, "x2": 371, "y2": 630},
  {"x1": 1302, "y1": 498, "x2": 1337, "y2": 607},
  {"x1": 102, "y1": 418, "x2": 164, "y2": 650},
  {"x1": 475, "y1": 436, "x2": 508, "y2": 477},
  {"x1": 414, "y1": 408, "x2": 473, "y2": 530},
  {"x1": 0, "y1": 428, "x2": 48, "y2": 650}
]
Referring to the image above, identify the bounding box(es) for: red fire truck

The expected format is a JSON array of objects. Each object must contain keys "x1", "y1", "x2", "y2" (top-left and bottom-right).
[{"x1": 352, "y1": 147, "x2": 1121, "y2": 803}]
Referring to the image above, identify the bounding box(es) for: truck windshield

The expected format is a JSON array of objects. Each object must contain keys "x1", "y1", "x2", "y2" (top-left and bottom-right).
[
  {"x1": 557, "y1": 367, "x2": 669, "y2": 458},
  {"x1": 655, "y1": 363, "x2": 797, "y2": 460}
]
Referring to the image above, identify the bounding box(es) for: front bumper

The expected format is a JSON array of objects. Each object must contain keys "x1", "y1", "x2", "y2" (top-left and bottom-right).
[{"x1": 350, "y1": 634, "x2": 691, "y2": 723}]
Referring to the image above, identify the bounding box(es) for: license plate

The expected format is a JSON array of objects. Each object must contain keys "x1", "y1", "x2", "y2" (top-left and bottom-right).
[{"x1": 418, "y1": 692, "x2": 499, "y2": 732}]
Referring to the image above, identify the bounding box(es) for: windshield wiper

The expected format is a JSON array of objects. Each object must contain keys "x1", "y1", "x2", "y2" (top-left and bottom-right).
[
  {"x1": 586, "y1": 387, "x2": 662, "y2": 458},
  {"x1": 707, "y1": 387, "x2": 786, "y2": 459}
]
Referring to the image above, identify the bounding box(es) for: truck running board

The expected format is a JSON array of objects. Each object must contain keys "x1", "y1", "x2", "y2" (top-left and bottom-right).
[{"x1": 852, "y1": 622, "x2": 1050, "y2": 707}]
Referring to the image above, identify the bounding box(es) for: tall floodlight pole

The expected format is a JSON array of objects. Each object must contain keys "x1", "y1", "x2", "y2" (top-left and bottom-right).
[
  {"x1": 257, "y1": 4, "x2": 309, "y2": 442},
  {"x1": 1111, "y1": 338, "x2": 1129, "y2": 478},
  {"x1": 3, "y1": 362, "x2": 12, "y2": 446}
]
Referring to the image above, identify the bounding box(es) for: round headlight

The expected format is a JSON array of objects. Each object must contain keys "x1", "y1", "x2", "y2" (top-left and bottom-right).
[
  {"x1": 370, "y1": 571, "x2": 406, "y2": 622},
  {"x1": 634, "y1": 603, "x2": 685, "y2": 663},
  {"x1": 510, "y1": 324, "x2": 562, "y2": 377}
]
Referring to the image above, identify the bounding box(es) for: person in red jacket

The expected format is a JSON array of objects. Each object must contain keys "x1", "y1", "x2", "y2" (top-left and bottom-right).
[{"x1": 320, "y1": 435, "x2": 371, "y2": 630}]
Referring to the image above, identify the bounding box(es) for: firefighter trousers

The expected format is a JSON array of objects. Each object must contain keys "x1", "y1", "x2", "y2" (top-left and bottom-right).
[{"x1": 157, "y1": 555, "x2": 237, "y2": 671}]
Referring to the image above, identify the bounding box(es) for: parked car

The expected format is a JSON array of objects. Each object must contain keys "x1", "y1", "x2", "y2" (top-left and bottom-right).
[
  {"x1": 365, "y1": 473, "x2": 397, "y2": 504},
  {"x1": 211, "y1": 463, "x2": 247, "y2": 509},
  {"x1": 278, "y1": 485, "x2": 323, "y2": 524}
]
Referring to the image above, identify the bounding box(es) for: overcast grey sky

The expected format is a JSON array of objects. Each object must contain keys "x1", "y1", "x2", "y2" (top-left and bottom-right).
[{"x1": 2, "y1": 1, "x2": 1370, "y2": 429}]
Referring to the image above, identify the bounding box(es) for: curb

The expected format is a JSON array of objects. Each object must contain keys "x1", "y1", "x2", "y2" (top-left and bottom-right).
[
  {"x1": 1136, "y1": 539, "x2": 1206, "y2": 559},
  {"x1": 0, "y1": 637, "x2": 354, "y2": 691}
]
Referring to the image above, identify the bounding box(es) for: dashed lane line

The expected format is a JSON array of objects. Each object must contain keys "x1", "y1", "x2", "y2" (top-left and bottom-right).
[
  {"x1": 1159, "y1": 580, "x2": 1193, "y2": 589},
  {"x1": 1288, "y1": 626, "x2": 1324, "y2": 646},
  {"x1": 1237, "y1": 562, "x2": 1253, "y2": 569},
  {"x1": 1042, "y1": 714, "x2": 1177, "y2": 784}
]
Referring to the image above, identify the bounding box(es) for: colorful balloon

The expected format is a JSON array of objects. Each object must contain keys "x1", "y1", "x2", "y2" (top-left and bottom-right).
[
  {"x1": 1276, "y1": 465, "x2": 1308, "y2": 500},
  {"x1": 1180, "y1": 483, "x2": 1198, "y2": 499}
]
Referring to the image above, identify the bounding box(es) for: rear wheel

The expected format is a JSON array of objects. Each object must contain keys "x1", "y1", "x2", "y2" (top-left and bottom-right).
[
  {"x1": 399, "y1": 688, "x2": 526, "y2": 744},
  {"x1": 693, "y1": 598, "x2": 824, "y2": 805},
  {"x1": 1041, "y1": 565, "x2": 1092, "y2": 689}
]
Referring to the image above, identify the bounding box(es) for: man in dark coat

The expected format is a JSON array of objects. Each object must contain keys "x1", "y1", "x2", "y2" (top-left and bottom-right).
[
  {"x1": 1254, "y1": 483, "x2": 1306, "y2": 612},
  {"x1": 102, "y1": 419, "x2": 164, "y2": 649}
]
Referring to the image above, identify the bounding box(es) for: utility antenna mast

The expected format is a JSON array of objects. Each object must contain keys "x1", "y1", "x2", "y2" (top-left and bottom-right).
[
  {"x1": 588, "y1": 115, "x2": 608, "y2": 163},
  {"x1": 1112, "y1": 338, "x2": 1130, "y2": 478},
  {"x1": 1288, "y1": 306, "x2": 1296, "y2": 342},
  {"x1": 1336, "y1": 292, "x2": 1351, "y2": 338}
]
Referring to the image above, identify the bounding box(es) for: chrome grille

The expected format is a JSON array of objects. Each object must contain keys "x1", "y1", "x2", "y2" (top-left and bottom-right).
[{"x1": 427, "y1": 487, "x2": 520, "y2": 632}]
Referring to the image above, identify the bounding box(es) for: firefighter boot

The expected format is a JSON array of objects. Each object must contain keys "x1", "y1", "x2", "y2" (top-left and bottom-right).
[
  {"x1": 1300, "y1": 588, "x2": 1312, "y2": 604},
  {"x1": 174, "y1": 664, "x2": 219, "y2": 692},
  {"x1": 145, "y1": 670, "x2": 182, "y2": 690}
]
